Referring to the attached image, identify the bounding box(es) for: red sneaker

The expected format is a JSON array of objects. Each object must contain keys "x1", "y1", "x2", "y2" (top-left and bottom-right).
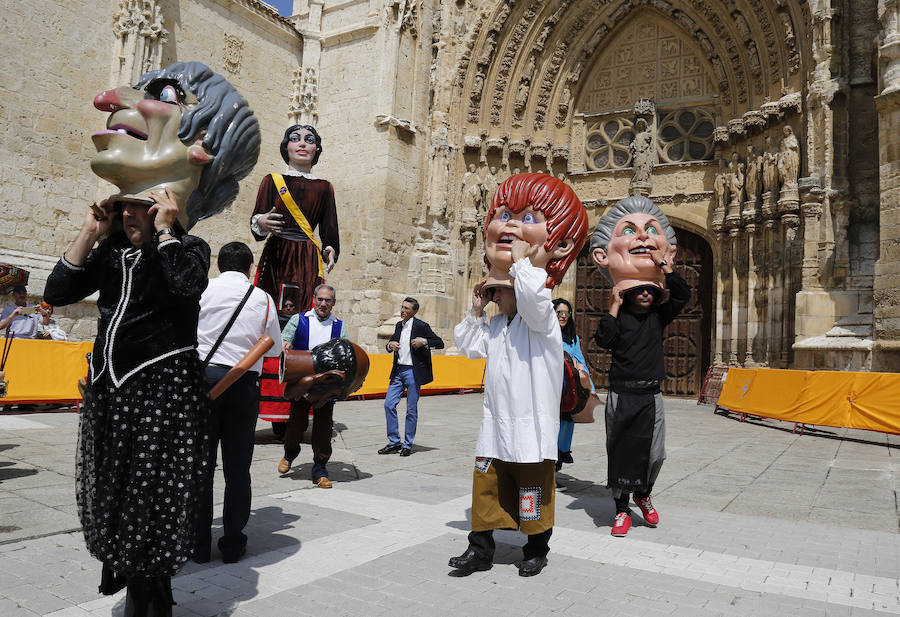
[
  {"x1": 635, "y1": 495, "x2": 659, "y2": 527},
  {"x1": 611, "y1": 512, "x2": 632, "y2": 537}
]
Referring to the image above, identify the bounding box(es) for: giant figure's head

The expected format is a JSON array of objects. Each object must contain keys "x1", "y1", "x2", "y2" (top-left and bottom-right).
[
  {"x1": 91, "y1": 61, "x2": 261, "y2": 231},
  {"x1": 280, "y1": 339, "x2": 370, "y2": 405},
  {"x1": 589, "y1": 196, "x2": 677, "y2": 293},
  {"x1": 483, "y1": 173, "x2": 589, "y2": 289}
]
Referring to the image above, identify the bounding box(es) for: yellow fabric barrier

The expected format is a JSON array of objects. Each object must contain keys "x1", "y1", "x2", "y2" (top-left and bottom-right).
[
  {"x1": 352, "y1": 354, "x2": 486, "y2": 398},
  {"x1": 0, "y1": 342, "x2": 485, "y2": 404},
  {"x1": 717, "y1": 367, "x2": 900, "y2": 435},
  {"x1": 2, "y1": 339, "x2": 93, "y2": 404}
]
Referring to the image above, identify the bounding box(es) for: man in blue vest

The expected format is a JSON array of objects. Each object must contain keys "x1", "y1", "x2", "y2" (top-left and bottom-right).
[{"x1": 278, "y1": 284, "x2": 348, "y2": 487}]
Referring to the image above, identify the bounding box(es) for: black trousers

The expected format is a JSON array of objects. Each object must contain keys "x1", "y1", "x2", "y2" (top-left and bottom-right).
[
  {"x1": 195, "y1": 367, "x2": 260, "y2": 558},
  {"x1": 283, "y1": 400, "x2": 334, "y2": 480},
  {"x1": 467, "y1": 528, "x2": 553, "y2": 561}
]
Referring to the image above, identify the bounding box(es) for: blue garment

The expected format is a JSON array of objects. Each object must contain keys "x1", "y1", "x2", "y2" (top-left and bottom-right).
[
  {"x1": 559, "y1": 335, "x2": 593, "y2": 453},
  {"x1": 384, "y1": 366, "x2": 420, "y2": 448}
]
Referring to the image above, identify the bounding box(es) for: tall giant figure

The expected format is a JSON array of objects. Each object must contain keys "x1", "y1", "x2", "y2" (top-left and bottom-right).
[
  {"x1": 250, "y1": 125, "x2": 339, "y2": 310},
  {"x1": 251, "y1": 125, "x2": 340, "y2": 427},
  {"x1": 44, "y1": 61, "x2": 260, "y2": 616}
]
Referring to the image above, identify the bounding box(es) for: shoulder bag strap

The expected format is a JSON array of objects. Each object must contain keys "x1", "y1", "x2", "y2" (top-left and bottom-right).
[{"x1": 203, "y1": 285, "x2": 256, "y2": 368}]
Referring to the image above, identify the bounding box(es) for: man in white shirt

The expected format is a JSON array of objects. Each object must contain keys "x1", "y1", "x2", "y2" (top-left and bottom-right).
[
  {"x1": 452, "y1": 241, "x2": 563, "y2": 578},
  {"x1": 278, "y1": 284, "x2": 348, "y2": 487},
  {"x1": 0, "y1": 286, "x2": 42, "y2": 339},
  {"x1": 378, "y1": 297, "x2": 444, "y2": 457},
  {"x1": 194, "y1": 242, "x2": 282, "y2": 564}
]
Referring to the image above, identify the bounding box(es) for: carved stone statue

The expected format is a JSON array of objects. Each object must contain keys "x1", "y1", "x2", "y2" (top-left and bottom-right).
[
  {"x1": 478, "y1": 31, "x2": 497, "y2": 66},
  {"x1": 761, "y1": 135, "x2": 779, "y2": 194},
  {"x1": 471, "y1": 71, "x2": 485, "y2": 102},
  {"x1": 461, "y1": 163, "x2": 484, "y2": 227},
  {"x1": 483, "y1": 166, "x2": 500, "y2": 204},
  {"x1": 777, "y1": 125, "x2": 800, "y2": 192},
  {"x1": 514, "y1": 81, "x2": 530, "y2": 111},
  {"x1": 728, "y1": 152, "x2": 745, "y2": 208},
  {"x1": 630, "y1": 118, "x2": 653, "y2": 186},
  {"x1": 557, "y1": 86, "x2": 571, "y2": 120},
  {"x1": 714, "y1": 159, "x2": 729, "y2": 213},
  {"x1": 522, "y1": 54, "x2": 536, "y2": 83},
  {"x1": 745, "y1": 144, "x2": 762, "y2": 203}
]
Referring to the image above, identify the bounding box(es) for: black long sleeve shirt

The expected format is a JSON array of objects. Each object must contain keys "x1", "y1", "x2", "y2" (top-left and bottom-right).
[
  {"x1": 44, "y1": 234, "x2": 210, "y2": 388},
  {"x1": 593, "y1": 271, "x2": 691, "y2": 385}
]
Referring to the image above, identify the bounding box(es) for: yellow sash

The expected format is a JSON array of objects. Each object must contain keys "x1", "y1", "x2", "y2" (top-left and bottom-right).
[{"x1": 271, "y1": 173, "x2": 323, "y2": 278}]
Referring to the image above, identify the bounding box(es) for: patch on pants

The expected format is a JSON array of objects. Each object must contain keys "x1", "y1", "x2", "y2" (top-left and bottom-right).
[
  {"x1": 474, "y1": 457, "x2": 493, "y2": 473},
  {"x1": 519, "y1": 486, "x2": 541, "y2": 521}
]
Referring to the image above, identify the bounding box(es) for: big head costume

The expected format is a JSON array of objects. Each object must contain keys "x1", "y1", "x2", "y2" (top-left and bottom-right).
[
  {"x1": 589, "y1": 196, "x2": 677, "y2": 295},
  {"x1": 483, "y1": 173, "x2": 589, "y2": 290},
  {"x1": 452, "y1": 173, "x2": 588, "y2": 576},
  {"x1": 45, "y1": 61, "x2": 260, "y2": 615}
]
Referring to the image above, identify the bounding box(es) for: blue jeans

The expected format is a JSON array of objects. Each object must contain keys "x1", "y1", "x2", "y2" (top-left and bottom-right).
[
  {"x1": 558, "y1": 419, "x2": 575, "y2": 453},
  {"x1": 384, "y1": 366, "x2": 420, "y2": 448}
]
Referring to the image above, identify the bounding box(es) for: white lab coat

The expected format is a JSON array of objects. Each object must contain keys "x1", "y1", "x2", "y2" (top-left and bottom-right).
[{"x1": 454, "y1": 258, "x2": 562, "y2": 463}]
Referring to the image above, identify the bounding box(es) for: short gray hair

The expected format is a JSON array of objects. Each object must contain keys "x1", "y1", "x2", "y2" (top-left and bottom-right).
[
  {"x1": 589, "y1": 195, "x2": 677, "y2": 255},
  {"x1": 135, "y1": 61, "x2": 261, "y2": 230},
  {"x1": 314, "y1": 283, "x2": 336, "y2": 301}
]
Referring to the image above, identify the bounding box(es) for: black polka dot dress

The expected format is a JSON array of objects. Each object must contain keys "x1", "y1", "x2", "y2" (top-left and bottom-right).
[{"x1": 77, "y1": 352, "x2": 210, "y2": 577}]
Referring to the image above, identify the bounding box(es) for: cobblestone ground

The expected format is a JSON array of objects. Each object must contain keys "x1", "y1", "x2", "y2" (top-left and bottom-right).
[{"x1": 0, "y1": 393, "x2": 898, "y2": 616}]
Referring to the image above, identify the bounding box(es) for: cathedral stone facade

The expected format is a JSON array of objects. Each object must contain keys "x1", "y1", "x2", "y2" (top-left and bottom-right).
[{"x1": 2, "y1": 0, "x2": 899, "y2": 392}]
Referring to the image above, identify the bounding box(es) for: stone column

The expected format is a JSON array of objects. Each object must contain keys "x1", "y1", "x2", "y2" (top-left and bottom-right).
[
  {"x1": 799, "y1": 182, "x2": 825, "y2": 289},
  {"x1": 729, "y1": 227, "x2": 742, "y2": 365},
  {"x1": 110, "y1": 0, "x2": 167, "y2": 85},
  {"x1": 713, "y1": 230, "x2": 728, "y2": 365},
  {"x1": 830, "y1": 194, "x2": 853, "y2": 287},
  {"x1": 743, "y1": 219, "x2": 761, "y2": 365},
  {"x1": 781, "y1": 214, "x2": 801, "y2": 366},
  {"x1": 873, "y1": 0, "x2": 900, "y2": 370},
  {"x1": 765, "y1": 218, "x2": 781, "y2": 366}
]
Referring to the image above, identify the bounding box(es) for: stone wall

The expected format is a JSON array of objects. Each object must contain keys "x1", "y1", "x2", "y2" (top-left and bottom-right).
[{"x1": 0, "y1": 0, "x2": 301, "y2": 341}]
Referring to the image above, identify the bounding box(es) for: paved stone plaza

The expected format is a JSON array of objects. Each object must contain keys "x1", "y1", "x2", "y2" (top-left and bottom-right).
[{"x1": 0, "y1": 393, "x2": 898, "y2": 616}]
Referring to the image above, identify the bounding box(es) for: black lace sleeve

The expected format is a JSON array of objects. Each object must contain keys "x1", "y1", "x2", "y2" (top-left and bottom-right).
[
  {"x1": 156, "y1": 235, "x2": 211, "y2": 300},
  {"x1": 43, "y1": 242, "x2": 110, "y2": 307}
]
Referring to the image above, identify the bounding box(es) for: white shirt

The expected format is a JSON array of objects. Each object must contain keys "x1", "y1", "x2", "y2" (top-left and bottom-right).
[
  {"x1": 1, "y1": 305, "x2": 40, "y2": 339},
  {"x1": 398, "y1": 317, "x2": 414, "y2": 365},
  {"x1": 196, "y1": 271, "x2": 283, "y2": 373},
  {"x1": 454, "y1": 258, "x2": 563, "y2": 463},
  {"x1": 291, "y1": 308, "x2": 348, "y2": 349}
]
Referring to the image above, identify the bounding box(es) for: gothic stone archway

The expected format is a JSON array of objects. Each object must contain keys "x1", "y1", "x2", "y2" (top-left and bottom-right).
[{"x1": 574, "y1": 226, "x2": 713, "y2": 396}]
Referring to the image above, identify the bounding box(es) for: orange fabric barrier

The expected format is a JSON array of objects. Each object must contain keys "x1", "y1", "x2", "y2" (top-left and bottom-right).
[
  {"x1": 2, "y1": 339, "x2": 93, "y2": 404},
  {"x1": 717, "y1": 367, "x2": 900, "y2": 435},
  {"x1": 0, "y1": 342, "x2": 485, "y2": 404},
  {"x1": 352, "y1": 354, "x2": 486, "y2": 398}
]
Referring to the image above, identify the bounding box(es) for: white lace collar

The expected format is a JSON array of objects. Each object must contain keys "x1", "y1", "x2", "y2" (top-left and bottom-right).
[{"x1": 283, "y1": 167, "x2": 318, "y2": 180}]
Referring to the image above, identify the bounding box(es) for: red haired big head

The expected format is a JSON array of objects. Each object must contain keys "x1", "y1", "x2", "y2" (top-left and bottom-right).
[{"x1": 483, "y1": 173, "x2": 589, "y2": 289}]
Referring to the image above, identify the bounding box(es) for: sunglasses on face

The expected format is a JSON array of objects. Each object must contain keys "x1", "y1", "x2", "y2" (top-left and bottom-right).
[
  {"x1": 632, "y1": 286, "x2": 661, "y2": 298},
  {"x1": 556, "y1": 311, "x2": 570, "y2": 317}
]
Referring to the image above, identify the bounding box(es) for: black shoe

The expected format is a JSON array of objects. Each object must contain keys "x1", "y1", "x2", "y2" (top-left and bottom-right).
[
  {"x1": 400, "y1": 447, "x2": 412, "y2": 457},
  {"x1": 378, "y1": 444, "x2": 402, "y2": 455},
  {"x1": 191, "y1": 548, "x2": 211, "y2": 564},
  {"x1": 448, "y1": 548, "x2": 492, "y2": 573},
  {"x1": 222, "y1": 546, "x2": 246, "y2": 564},
  {"x1": 518, "y1": 555, "x2": 548, "y2": 577}
]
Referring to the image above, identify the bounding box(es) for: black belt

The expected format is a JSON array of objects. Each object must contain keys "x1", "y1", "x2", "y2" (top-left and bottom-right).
[
  {"x1": 208, "y1": 363, "x2": 259, "y2": 378},
  {"x1": 610, "y1": 379, "x2": 661, "y2": 394}
]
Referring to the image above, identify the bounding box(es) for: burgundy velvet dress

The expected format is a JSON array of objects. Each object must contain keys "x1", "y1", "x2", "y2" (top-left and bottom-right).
[{"x1": 251, "y1": 172, "x2": 340, "y2": 311}]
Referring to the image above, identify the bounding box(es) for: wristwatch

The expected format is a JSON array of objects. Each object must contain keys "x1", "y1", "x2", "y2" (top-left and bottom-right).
[
  {"x1": 155, "y1": 227, "x2": 175, "y2": 239},
  {"x1": 657, "y1": 259, "x2": 668, "y2": 269}
]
